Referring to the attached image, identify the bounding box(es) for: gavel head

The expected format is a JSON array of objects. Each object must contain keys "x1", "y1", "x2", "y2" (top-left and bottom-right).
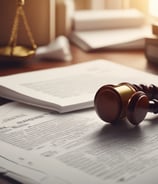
[{"x1": 94, "y1": 83, "x2": 149, "y2": 125}]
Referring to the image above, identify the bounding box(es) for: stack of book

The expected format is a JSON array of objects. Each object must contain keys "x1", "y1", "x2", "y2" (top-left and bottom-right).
[{"x1": 145, "y1": 23, "x2": 158, "y2": 64}]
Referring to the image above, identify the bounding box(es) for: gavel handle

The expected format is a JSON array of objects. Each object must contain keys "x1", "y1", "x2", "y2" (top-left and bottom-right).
[{"x1": 133, "y1": 84, "x2": 158, "y2": 100}]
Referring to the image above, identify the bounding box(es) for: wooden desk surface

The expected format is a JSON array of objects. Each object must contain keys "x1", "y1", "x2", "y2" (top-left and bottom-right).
[
  {"x1": 0, "y1": 44, "x2": 158, "y2": 184},
  {"x1": 0, "y1": 44, "x2": 158, "y2": 76}
]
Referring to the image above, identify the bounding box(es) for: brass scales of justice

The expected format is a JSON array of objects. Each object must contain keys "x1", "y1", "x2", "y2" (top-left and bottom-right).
[{"x1": 0, "y1": 0, "x2": 37, "y2": 61}]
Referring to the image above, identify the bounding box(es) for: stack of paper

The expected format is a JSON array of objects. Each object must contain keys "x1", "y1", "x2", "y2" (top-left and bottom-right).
[
  {"x1": 69, "y1": 9, "x2": 151, "y2": 51},
  {"x1": 73, "y1": 9, "x2": 146, "y2": 31},
  {"x1": 0, "y1": 60, "x2": 157, "y2": 113},
  {"x1": 1, "y1": 60, "x2": 158, "y2": 184}
]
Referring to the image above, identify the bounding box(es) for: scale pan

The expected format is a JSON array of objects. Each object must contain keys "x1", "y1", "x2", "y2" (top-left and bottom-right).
[{"x1": 0, "y1": 45, "x2": 35, "y2": 61}]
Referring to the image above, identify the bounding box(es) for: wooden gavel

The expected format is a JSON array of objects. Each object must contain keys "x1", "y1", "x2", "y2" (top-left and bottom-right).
[{"x1": 94, "y1": 83, "x2": 158, "y2": 125}]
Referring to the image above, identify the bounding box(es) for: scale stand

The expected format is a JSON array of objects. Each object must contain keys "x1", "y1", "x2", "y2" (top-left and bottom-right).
[{"x1": 0, "y1": 0, "x2": 37, "y2": 62}]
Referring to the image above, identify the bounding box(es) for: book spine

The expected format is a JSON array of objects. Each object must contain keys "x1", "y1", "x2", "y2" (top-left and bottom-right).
[
  {"x1": 145, "y1": 37, "x2": 158, "y2": 64},
  {"x1": 152, "y1": 24, "x2": 158, "y2": 36},
  {"x1": 89, "y1": 0, "x2": 105, "y2": 9},
  {"x1": 49, "y1": 0, "x2": 56, "y2": 41},
  {"x1": 130, "y1": 0, "x2": 149, "y2": 15},
  {"x1": 122, "y1": 0, "x2": 130, "y2": 9},
  {"x1": 105, "y1": 0, "x2": 123, "y2": 9},
  {"x1": 55, "y1": 0, "x2": 75, "y2": 37}
]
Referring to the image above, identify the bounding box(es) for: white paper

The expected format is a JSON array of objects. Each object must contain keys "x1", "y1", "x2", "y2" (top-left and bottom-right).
[
  {"x1": 1, "y1": 102, "x2": 158, "y2": 184},
  {"x1": 0, "y1": 59, "x2": 157, "y2": 113},
  {"x1": 73, "y1": 9, "x2": 145, "y2": 31},
  {"x1": 70, "y1": 25, "x2": 151, "y2": 51},
  {"x1": 0, "y1": 156, "x2": 46, "y2": 184}
]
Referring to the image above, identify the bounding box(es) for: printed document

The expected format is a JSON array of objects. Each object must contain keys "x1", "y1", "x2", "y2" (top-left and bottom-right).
[
  {"x1": 1, "y1": 102, "x2": 158, "y2": 184},
  {"x1": 0, "y1": 59, "x2": 158, "y2": 113}
]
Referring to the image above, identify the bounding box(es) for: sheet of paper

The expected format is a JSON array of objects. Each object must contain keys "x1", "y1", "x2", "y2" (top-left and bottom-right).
[
  {"x1": 1, "y1": 102, "x2": 158, "y2": 183},
  {"x1": 0, "y1": 156, "x2": 46, "y2": 184}
]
